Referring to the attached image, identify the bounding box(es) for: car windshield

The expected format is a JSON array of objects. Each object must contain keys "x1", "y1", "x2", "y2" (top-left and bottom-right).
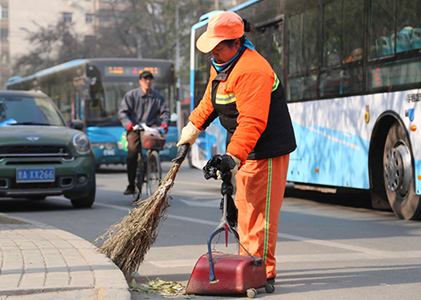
[{"x1": 0, "y1": 95, "x2": 65, "y2": 126}]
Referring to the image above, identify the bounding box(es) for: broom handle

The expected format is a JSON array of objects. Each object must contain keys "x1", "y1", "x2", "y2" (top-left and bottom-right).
[{"x1": 172, "y1": 144, "x2": 190, "y2": 164}]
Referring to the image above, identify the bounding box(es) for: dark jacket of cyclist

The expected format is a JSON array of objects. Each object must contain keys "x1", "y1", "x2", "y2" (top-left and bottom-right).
[
  {"x1": 118, "y1": 70, "x2": 169, "y2": 196},
  {"x1": 119, "y1": 89, "x2": 169, "y2": 130}
]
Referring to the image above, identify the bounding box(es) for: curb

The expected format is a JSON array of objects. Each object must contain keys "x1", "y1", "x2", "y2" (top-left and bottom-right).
[{"x1": 0, "y1": 213, "x2": 130, "y2": 300}]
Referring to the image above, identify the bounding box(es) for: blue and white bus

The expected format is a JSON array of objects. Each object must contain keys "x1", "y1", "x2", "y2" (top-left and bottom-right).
[
  {"x1": 189, "y1": 0, "x2": 421, "y2": 220},
  {"x1": 7, "y1": 58, "x2": 178, "y2": 168}
]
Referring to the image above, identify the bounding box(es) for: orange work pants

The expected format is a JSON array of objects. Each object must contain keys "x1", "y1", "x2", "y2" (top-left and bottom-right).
[{"x1": 235, "y1": 154, "x2": 289, "y2": 279}]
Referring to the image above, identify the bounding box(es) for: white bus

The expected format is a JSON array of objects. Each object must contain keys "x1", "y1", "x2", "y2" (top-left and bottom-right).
[{"x1": 189, "y1": 0, "x2": 421, "y2": 220}]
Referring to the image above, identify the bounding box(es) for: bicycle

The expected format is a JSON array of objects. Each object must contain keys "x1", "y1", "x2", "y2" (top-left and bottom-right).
[{"x1": 132, "y1": 124, "x2": 166, "y2": 202}]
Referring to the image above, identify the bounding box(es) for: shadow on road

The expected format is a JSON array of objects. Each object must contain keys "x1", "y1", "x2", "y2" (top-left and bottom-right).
[
  {"x1": 131, "y1": 263, "x2": 421, "y2": 299},
  {"x1": 285, "y1": 186, "x2": 372, "y2": 209},
  {"x1": 0, "y1": 198, "x2": 73, "y2": 212},
  {"x1": 96, "y1": 166, "x2": 126, "y2": 174},
  {"x1": 279, "y1": 263, "x2": 421, "y2": 294}
]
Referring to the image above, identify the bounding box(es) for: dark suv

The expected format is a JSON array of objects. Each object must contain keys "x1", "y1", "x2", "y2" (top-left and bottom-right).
[{"x1": 0, "y1": 91, "x2": 96, "y2": 207}]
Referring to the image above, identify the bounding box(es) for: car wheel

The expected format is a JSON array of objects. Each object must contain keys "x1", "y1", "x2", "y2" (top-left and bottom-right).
[
  {"x1": 70, "y1": 177, "x2": 96, "y2": 208},
  {"x1": 383, "y1": 123, "x2": 421, "y2": 220}
]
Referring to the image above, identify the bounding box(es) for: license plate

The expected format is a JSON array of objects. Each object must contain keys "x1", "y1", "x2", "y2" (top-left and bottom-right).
[
  {"x1": 16, "y1": 168, "x2": 55, "y2": 183},
  {"x1": 103, "y1": 149, "x2": 116, "y2": 156}
]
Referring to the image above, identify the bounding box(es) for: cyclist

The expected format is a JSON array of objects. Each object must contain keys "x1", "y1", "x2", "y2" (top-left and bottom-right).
[{"x1": 119, "y1": 70, "x2": 169, "y2": 196}]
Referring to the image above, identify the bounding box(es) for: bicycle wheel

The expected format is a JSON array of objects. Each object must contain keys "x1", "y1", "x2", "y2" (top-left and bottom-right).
[
  {"x1": 134, "y1": 153, "x2": 145, "y2": 200},
  {"x1": 146, "y1": 150, "x2": 162, "y2": 196}
]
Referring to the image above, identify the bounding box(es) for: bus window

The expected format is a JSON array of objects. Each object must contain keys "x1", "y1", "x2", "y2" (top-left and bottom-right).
[
  {"x1": 319, "y1": 0, "x2": 364, "y2": 98},
  {"x1": 396, "y1": 0, "x2": 421, "y2": 52},
  {"x1": 287, "y1": 14, "x2": 302, "y2": 76},
  {"x1": 342, "y1": 0, "x2": 364, "y2": 64},
  {"x1": 254, "y1": 21, "x2": 283, "y2": 83},
  {"x1": 86, "y1": 77, "x2": 107, "y2": 122},
  {"x1": 286, "y1": 6, "x2": 319, "y2": 101},
  {"x1": 322, "y1": 0, "x2": 341, "y2": 68},
  {"x1": 46, "y1": 75, "x2": 73, "y2": 123},
  {"x1": 368, "y1": 58, "x2": 421, "y2": 90},
  {"x1": 368, "y1": 0, "x2": 421, "y2": 90},
  {"x1": 193, "y1": 26, "x2": 210, "y2": 109},
  {"x1": 302, "y1": 8, "x2": 318, "y2": 72},
  {"x1": 369, "y1": 0, "x2": 395, "y2": 59}
]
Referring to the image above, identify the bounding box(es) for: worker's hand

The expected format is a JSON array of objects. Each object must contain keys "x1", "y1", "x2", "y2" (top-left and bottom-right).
[
  {"x1": 220, "y1": 153, "x2": 241, "y2": 177},
  {"x1": 176, "y1": 121, "x2": 201, "y2": 147},
  {"x1": 203, "y1": 153, "x2": 241, "y2": 181}
]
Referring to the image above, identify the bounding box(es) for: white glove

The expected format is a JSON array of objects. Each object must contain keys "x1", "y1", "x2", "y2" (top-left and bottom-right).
[
  {"x1": 176, "y1": 121, "x2": 201, "y2": 147},
  {"x1": 132, "y1": 124, "x2": 142, "y2": 131}
]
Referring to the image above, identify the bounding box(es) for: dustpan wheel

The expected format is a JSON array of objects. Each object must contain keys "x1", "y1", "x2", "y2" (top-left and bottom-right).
[{"x1": 246, "y1": 288, "x2": 257, "y2": 298}]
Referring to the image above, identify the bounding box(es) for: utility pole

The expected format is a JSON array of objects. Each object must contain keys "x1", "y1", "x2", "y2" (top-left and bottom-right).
[{"x1": 175, "y1": 3, "x2": 182, "y2": 135}]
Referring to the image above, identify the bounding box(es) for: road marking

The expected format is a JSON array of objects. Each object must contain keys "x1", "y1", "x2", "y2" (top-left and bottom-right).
[
  {"x1": 94, "y1": 202, "x2": 398, "y2": 258},
  {"x1": 178, "y1": 199, "x2": 220, "y2": 207},
  {"x1": 167, "y1": 214, "x2": 394, "y2": 257},
  {"x1": 146, "y1": 251, "x2": 421, "y2": 268},
  {"x1": 94, "y1": 202, "x2": 130, "y2": 212},
  {"x1": 173, "y1": 190, "x2": 219, "y2": 196}
]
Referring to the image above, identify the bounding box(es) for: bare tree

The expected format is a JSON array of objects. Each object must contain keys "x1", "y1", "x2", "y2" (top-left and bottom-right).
[
  {"x1": 13, "y1": 0, "x2": 241, "y2": 76},
  {"x1": 13, "y1": 20, "x2": 92, "y2": 75}
]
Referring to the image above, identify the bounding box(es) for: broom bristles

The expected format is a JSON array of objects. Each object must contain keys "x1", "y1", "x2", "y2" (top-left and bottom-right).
[{"x1": 98, "y1": 162, "x2": 183, "y2": 276}]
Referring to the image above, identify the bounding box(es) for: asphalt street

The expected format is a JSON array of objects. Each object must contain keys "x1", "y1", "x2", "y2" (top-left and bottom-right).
[{"x1": 1, "y1": 162, "x2": 421, "y2": 299}]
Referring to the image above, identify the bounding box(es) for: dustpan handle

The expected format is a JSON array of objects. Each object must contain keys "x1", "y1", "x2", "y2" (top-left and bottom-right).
[
  {"x1": 207, "y1": 192, "x2": 241, "y2": 282},
  {"x1": 207, "y1": 226, "x2": 225, "y2": 282}
]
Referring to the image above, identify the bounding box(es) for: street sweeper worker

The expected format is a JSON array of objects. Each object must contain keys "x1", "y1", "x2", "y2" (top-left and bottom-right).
[
  {"x1": 177, "y1": 11, "x2": 296, "y2": 283},
  {"x1": 119, "y1": 70, "x2": 169, "y2": 196}
]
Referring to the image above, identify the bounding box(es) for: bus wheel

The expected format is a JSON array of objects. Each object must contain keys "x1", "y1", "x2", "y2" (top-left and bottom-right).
[{"x1": 383, "y1": 123, "x2": 421, "y2": 220}]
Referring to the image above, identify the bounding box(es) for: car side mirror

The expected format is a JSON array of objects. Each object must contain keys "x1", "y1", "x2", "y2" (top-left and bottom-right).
[{"x1": 70, "y1": 120, "x2": 85, "y2": 131}]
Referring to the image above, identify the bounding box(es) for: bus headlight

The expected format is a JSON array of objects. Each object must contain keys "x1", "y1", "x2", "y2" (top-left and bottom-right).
[{"x1": 73, "y1": 133, "x2": 91, "y2": 155}]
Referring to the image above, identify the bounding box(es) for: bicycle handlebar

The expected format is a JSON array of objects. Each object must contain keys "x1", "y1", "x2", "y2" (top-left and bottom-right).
[{"x1": 133, "y1": 123, "x2": 165, "y2": 136}]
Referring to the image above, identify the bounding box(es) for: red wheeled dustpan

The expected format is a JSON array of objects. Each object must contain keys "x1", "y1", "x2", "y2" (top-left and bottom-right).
[{"x1": 185, "y1": 167, "x2": 275, "y2": 298}]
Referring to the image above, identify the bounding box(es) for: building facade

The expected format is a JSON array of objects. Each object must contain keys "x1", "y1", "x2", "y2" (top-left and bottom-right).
[{"x1": 0, "y1": 0, "x2": 98, "y2": 87}]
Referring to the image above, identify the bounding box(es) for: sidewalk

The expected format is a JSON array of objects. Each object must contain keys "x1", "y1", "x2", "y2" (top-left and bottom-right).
[{"x1": 0, "y1": 213, "x2": 130, "y2": 300}]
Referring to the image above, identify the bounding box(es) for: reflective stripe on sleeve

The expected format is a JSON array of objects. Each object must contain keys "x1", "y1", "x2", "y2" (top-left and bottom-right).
[
  {"x1": 272, "y1": 73, "x2": 280, "y2": 91},
  {"x1": 215, "y1": 93, "x2": 236, "y2": 105}
]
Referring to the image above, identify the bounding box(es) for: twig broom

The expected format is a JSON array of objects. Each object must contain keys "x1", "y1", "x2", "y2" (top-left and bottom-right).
[{"x1": 98, "y1": 144, "x2": 190, "y2": 277}]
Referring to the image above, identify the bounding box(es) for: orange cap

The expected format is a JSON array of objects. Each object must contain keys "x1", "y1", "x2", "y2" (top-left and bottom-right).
[{"x1": 196, "y1": 11, "x2": 244, "y2": 53}]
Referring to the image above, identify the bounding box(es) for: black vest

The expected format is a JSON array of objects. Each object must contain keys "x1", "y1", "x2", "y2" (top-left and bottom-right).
[{"x1": 204, "y1": 54, "x2": 296, "y2": 160}]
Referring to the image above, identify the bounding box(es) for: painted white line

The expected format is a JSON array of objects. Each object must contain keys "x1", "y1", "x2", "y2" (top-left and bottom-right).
[
  {"x1": 170, "y1": 180, "x2": 214, "y2": 186},
  {"x1": 147, "y1": 251, "x2": 421, "y2": 268},
  {"x1": 95, "y1": 202, "x2": 394, "y2": 258},
  {"x1": 166, "y1": 215, "x2": 395, "y2": 258},
  {"x1": 178, "y1": 199, "x2": 220, "y2": 207},
  {"x1": 173, "y1": 190, "x2": 219, "y2": 196},
  {"x1": 94, "y1": 202, "x2": 130, "y2": 212}
]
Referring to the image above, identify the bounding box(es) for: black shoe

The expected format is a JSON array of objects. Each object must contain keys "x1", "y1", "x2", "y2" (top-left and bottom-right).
[
  {"x1": 267, "y1": 277, "x2": 275, "y2": 285},
  {"x1": 124, "y1": 185, "x2": 135, "y2": 195},
  {"x1": 265, "y1": 277, "x2": 276, "y2": 293}
]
